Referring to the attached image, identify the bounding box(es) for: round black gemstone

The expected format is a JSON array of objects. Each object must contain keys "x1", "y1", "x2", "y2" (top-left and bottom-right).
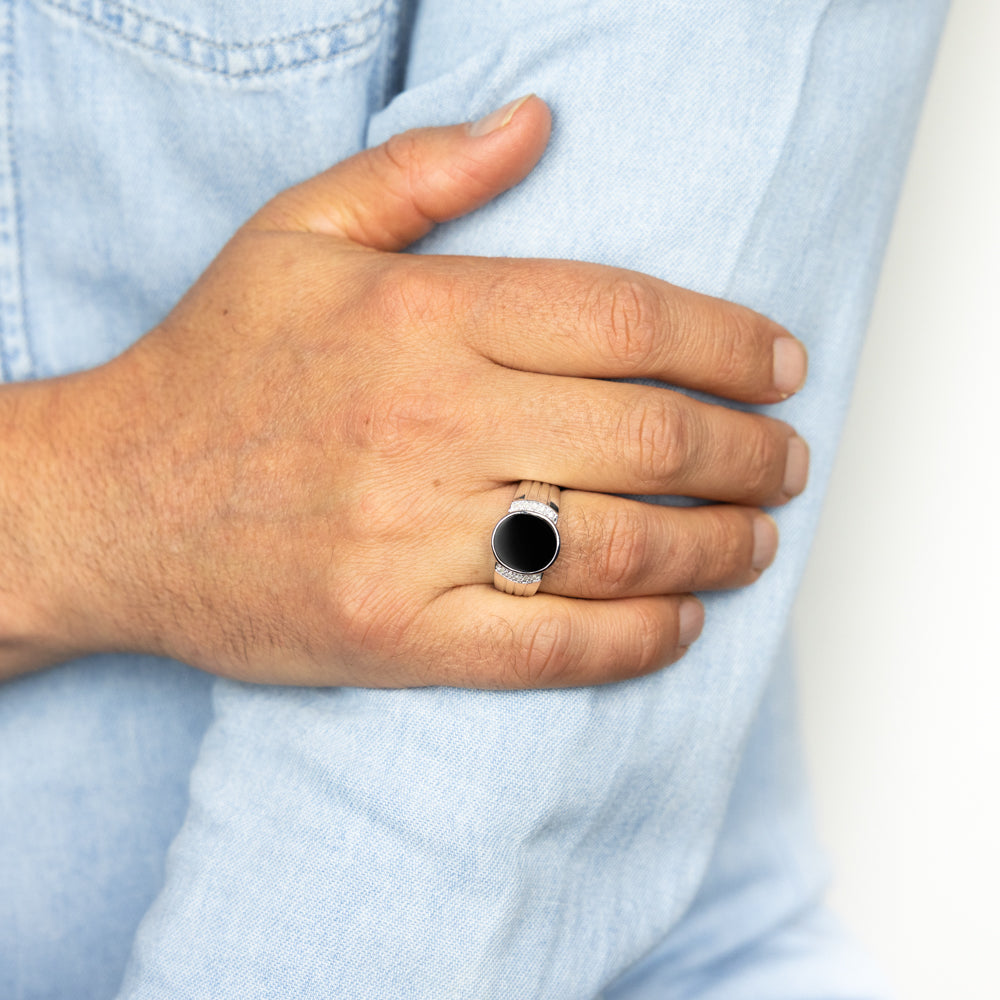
[{"x1": 491, "y1": 512, "x2": 560, "y2": 575}]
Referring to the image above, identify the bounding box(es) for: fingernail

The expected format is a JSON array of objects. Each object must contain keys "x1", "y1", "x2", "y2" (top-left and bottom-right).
[
  {"x1": 678, "y1": 597, "x2": 705, "y2": 647},
  {"x1": 783, "y1": 435, "x2": 810, "y2": 498},
  {"x1": 469, "y1": 94, "x2": 534, "y2": 137},
  {"x1": 752, "y1": 514, "x2": 779, "y2": 571},
  {"x1": 773, "y1": 337, "x2": 808, "y2": 397}
]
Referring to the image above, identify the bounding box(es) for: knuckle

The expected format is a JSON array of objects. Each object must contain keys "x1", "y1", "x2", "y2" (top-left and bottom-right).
[
  {"x1": 370, "y1": 259, "x2": 444, "y2": 331},
  {"x1": 716, "y1": 511, "x2": 755, "y2": 579},
  {"x1": 669, "y1": 532, "x2": 705, "y2": 593},
  {"x1": 696, "y1": 511, "x2": 751, "y2": 587},
  {"x1": 636, "y1": 603, "x2": 669, "y2": 670},
  {"x1": 597, "y1": 506, "x2": 650, "y2": 591},
  {"x1": 337, "y1": 488, "x2": 405, "y2": 549},
  {"x1": 707, "y1": 308, "x2": 763, "y2": 388},
  {"x1": 380, "y1": 129, "x2": 424, "y2": 187},
  {"x1": 588, "y1": 275, "x2": 656, "y2": 370},
  {"x1": 741, "y1": 424, "x2": 784, "y2": 497},
  {"x1": 332, "y1": 569, "x2": 418, "y2": 664},
  {"x1": 669, "y1": 515, "x2": 721, "y2": 590},
  {"x1": 512, "y1": 614, "x2": 576, "y2": 688},
  {"x1": 380, "y1": 132, "x2": 497, "y2": 232},
  {"x1": 620, "y1": 398, "x2": 686, "y2": 488}
]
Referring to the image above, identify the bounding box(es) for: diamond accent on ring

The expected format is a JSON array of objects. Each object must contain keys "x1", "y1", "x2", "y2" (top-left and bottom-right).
[
  {"x1": 509, "y1": 499, "x2": 558, "y2": 526},
  {"x1": 494, "y1": 562, "x2": 543, "y2": 586}
]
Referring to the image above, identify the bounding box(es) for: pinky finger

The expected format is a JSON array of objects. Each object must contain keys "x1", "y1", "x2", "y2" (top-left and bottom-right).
[{"x1": 422, "y1": 587, "x2": 705, "y2": 689}]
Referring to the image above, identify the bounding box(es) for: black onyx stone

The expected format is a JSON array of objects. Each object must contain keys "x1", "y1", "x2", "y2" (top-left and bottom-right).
[{"x1": 492, "y1": 512, "x2": 559, "y2": 574}]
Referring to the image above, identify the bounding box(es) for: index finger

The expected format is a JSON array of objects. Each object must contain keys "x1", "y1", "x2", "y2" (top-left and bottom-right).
[{"x1": 444, "y1": 257, "x2": 808, "y2": 404}]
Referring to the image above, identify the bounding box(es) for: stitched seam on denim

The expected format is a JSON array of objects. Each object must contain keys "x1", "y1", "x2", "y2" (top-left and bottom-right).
[
  {"x1": 38, "y1": 0, "x2": 386, "y2": 49},
  {"x1": 375, "y1": 0, "x2": 401, "y2": 110},
  {"x1": 0, "y1": 0, "x2": 32, "y2": 382},
  {"x1": 35, "y1": 0, "x2": 389, "y2": 77}
]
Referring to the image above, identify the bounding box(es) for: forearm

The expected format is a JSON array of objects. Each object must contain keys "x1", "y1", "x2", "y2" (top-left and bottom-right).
[
  {"x1": 0, "y1": 365, "x2": 137, "y2": 678},
  {"x1": 0, "y1": 377, "x2": 75, "y2": 676}
]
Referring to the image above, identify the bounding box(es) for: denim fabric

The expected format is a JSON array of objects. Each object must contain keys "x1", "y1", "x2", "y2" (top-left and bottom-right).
[{"x1": 0, "y1": 1, "x2": 947, "y2": 997}]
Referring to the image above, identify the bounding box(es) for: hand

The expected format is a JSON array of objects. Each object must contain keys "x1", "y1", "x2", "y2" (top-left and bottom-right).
[{"x1": 0, "y1": 95, "x2": 808, "y2": 687}]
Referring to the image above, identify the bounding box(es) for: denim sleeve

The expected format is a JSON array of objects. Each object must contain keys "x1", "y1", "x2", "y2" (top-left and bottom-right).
[{"x1": 114, "y1": 2, "x2": 947, "y2": 997}]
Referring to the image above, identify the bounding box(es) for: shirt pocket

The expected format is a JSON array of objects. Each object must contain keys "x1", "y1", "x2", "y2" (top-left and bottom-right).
[{"x1": 19, "y1": 0, "x2": 403, "y2": 376}]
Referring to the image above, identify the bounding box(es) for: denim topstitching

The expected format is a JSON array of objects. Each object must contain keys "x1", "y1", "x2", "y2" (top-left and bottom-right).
[
  {"x1": 35, "y1": 0, "x2": 390, "y2": 77},
  {"x1": 0, "y1": 0, "x2": 31, "y2": 382}
]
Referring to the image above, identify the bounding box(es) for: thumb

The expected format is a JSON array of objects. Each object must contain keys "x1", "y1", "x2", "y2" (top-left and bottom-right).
[{"x1": 253, "y1": 95, "x2": 552, "y2": 251}]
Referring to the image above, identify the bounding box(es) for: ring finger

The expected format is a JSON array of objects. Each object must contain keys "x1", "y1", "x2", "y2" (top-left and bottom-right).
[{"x1": 463, "y1": 488, "x2": 778, "y2": 599}]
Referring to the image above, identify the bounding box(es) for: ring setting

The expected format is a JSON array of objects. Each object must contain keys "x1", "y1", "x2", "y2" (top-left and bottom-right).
[{"x1": 491, "y1": 481, "x2": 561, "y2": 596}]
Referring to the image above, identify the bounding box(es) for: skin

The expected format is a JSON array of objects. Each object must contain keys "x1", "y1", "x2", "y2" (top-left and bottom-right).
[{"x1": 0, "y1": 96, "x2": 808, "y2": 689}]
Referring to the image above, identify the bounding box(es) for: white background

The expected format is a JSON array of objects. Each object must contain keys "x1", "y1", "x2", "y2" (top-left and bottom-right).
[{"x1": 793, "y1": 2, "x2": 999, "y2": 997}]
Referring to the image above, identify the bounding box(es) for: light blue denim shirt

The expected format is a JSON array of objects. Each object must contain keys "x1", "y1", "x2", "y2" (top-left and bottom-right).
[{"x1": 0, "y1": 2, "x2": 947, "y2": 997}]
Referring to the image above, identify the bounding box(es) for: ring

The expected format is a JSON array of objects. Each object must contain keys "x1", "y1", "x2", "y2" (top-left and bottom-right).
[{"x1": 491, "y1": 480, "x2": 561, "y2": 596}]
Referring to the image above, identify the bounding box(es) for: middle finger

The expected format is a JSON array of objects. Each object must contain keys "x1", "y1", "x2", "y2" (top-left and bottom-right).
[{"x1": 486, "y1": 371, "x2": 809, "y2": 506}]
